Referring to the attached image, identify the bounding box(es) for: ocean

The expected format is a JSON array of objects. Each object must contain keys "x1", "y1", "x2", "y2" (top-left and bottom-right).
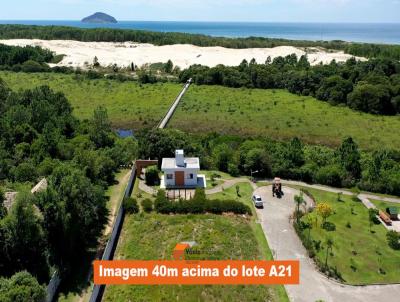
[{"x1": 0, "y1": 20, "x2": 399, "y2": 44}]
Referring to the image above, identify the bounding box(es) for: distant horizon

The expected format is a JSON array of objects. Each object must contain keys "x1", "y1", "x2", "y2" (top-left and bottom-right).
[
  {"x1": 1, "y1": 1, "x2": 399, "y2": 23},
  {"x1": 1, "y1": 20, "x2": 399, "y2": 44},
  {"x1": 1, "y1": 19, "x2": 400, "y2": 25}
]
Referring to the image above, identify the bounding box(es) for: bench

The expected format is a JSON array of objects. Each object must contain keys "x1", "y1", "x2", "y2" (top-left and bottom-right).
[{"x1": 379, "y1": 210, "x2": 392, "y2": 226}]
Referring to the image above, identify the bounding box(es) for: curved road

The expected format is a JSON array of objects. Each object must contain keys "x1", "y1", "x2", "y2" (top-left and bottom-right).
[{"x1": 253, "y1": 185, "x2": 400, "y2": 302}]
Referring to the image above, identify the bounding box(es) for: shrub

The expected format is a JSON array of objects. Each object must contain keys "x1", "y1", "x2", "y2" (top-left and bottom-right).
[
  {"x1": 141, "y1": 198, "x2": 153, "y2": 213},
  {"x1": 145, "y1": 166, "x2": 159, "y2": 186},
  {"x1": 316, "y1": 202, "x2": 333, "y2": 225},
  {"x1": 387, "y1": 231, "x2": 400, "y2": 250},
  {"x1": 86, "y1": 69, "x2": 102, "y2": 79},
  {"x1": 21, "y1": 60, "x2": 48, "y2": 72},
  {"x1": 322, "y1": 221, "x2": 336, "y2": 231},
  {"x1": 154, "y1": 189, "x2": 170, "y2": 213},
  {"x1": 293, "y1": 221, "x2": 316, "y2": 258},
  {"x1": 123, "y1": 197, "x2": 139, "y2": 214}
]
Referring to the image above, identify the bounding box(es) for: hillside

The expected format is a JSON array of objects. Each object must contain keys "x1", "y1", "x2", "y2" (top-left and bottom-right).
[{"x1": 81, "y1": 12, "x2": 117, "y2": 24}]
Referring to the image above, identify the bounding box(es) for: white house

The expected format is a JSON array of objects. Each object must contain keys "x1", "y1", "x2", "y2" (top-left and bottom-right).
[{"x1": 161, "y1": 150, "x2": 206, "y2": 188}]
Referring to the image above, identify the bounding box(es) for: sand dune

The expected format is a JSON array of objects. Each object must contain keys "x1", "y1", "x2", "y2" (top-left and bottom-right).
[{"x1": 0, "y1": 39, "x2": 365, "y2": 69}]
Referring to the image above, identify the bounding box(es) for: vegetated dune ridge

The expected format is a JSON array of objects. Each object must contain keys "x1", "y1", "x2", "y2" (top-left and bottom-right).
[{"x1": 0, "y1": 39, "x2": 366, "y2": 69}]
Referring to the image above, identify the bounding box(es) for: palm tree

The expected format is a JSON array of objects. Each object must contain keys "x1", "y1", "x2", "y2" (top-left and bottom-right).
[
  {"x1": 325, "y1": 237, "x2": 334, "y2": 270},
  {"x1": 294, "y1": 192, "x2": 306, "y2": 224}
]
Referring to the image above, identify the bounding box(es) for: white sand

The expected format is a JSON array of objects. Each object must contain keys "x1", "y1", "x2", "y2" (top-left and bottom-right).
[{"x1": 0, "y1": 39, "x2": 365, "y2": 69}]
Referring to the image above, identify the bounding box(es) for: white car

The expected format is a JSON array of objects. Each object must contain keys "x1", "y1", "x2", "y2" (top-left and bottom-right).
[{"x1": 252, "y1": 194, "x2": 263, "y2": 208}]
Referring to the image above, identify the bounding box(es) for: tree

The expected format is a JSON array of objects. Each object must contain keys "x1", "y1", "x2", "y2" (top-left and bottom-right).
[
  {"x1": 89, "y1": 106, "x2": 114, "y2": 148},
  {"x1": 337, "y1": 137, "x2": 361, "y2": 180},
  {"x1": 36, "y1": 165, "x2": 108, "y2": 271},
  {"x1": 316, "y1": 202, "x2": 333, "y2": 225},
  {"x1": 137, "y1": 129, "x2": 193, "y2": 166},
  {"x1": 212, "y1": 144, "x2": 233, "y2": 172},
  {"x1": 93, "y1": 56, "x2": 100, "y2": 67},
  {"x1": 347, "y1": 83, "x2": 393, "y2": 114},
  {"x1": 164, "y1": 60, "x2": 173, "y2": 73},
  {"x1": 0, "y1": 193, "x2": 49, "y2": 282},
  {"x1": 316, "y1": 75, "x2": 353, "y2": 105},
  {"x1": 324, "y1": 237, "x2": 334, "y2": 269},
  {"x1": 0, "y1": 271, "x2": 46, "y2": 302},
  {"x1": 235, "y1": 185, "x2": 240, "y2": 197},
  {"x1": 368, "y1": 208, "x2": 379, "y2": 231},
  {"x1": 145, "y1": 166, "x2": 159, "y2": 186},
  {"x1": 285, "y1": 137, "x2": 305, "y2": 167},
  {"x1": 294, "y1": 193, "x2": 306, "y2": 224},
  {"x1": 10, "y1": 162, "x2": 38, "y2": 182},
  {"x1": 244, "y1": 148, "x2": 272, "y2": 177}
]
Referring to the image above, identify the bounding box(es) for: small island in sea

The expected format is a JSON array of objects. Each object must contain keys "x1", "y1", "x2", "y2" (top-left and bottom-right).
[{"x1": 81, "y1": 12, "x2": 117, "y2": 24}]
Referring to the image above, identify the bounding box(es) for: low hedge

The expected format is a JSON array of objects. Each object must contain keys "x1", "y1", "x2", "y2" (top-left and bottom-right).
[{"x1": 154, "y1": 189, "x2": 251, "y2": 215}]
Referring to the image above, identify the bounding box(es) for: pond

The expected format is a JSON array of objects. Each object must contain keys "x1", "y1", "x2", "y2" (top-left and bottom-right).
[{"x1": 116, "y1": 129, "x2": 134, "y2": 138}]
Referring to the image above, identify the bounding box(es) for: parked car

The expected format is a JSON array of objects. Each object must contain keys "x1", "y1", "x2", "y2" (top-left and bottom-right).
[{"x1": 252, "y1": 194, "x2": 263, "y2": 208}]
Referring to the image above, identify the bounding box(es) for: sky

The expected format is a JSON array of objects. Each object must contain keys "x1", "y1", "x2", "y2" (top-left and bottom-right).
[{"x1": 0, "y1": 0, "x2": 399, "y2": 23}]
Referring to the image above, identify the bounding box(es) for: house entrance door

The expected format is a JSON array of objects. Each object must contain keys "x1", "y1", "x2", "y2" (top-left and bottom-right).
[{"x1": 175, "y1": 171, "x2": 184, "y2": 186}]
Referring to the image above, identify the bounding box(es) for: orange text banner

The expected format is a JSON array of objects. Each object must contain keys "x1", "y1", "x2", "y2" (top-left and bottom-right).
[{"x1": 93, "y1": 260, "x2": 299, "y2": 285}]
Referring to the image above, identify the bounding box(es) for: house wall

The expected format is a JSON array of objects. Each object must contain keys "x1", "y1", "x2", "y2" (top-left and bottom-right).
[{"x1": 163, "y1": 168, "x2": 198, "y2": 187}]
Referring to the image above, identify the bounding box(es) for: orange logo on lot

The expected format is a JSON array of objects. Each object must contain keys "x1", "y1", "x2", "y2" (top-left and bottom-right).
[{"x1": 173, "y1": 243, "x2": 190, "y2": 260}]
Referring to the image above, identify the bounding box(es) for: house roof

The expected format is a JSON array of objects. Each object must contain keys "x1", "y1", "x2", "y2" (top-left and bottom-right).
[
  {"x1": 161, "y1": 157, "x2": 200, "y2": 170},
  {"x1": 31, "y1": 178, "x2": 48, "y2": 194}
]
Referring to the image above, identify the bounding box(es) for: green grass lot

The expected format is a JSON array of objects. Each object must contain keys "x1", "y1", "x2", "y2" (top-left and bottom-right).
[
  {"x1": 104, "y1": 181, "x2": 288, "y2": 302},
  {"x1": 200, "y1": 170, "x2": 232, "y2": 189},
  {"x1": 370, "y1": 199, "x2": 400, "y2": 213},
  {"x1": 104, "y1": 214, "x2": 284, "y2": 302},
  {"x1": 200, "y1": 170, "x2": 235, "y2": 180},
  {"x1": 298, "y1": 187, "x2": 400, "y2": 285},
  {"x1": 169, "y1": 85, "x2": 400, "y2": 150},
  {"x1": 0, "y1": 71, "x2": 181, "y2": 129}
]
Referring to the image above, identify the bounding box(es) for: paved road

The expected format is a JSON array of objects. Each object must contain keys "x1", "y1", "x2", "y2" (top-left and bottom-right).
[
  {"x1": 258, "y1": 179, "x2": 400, "y2": 203},
  {"x1": 253, "y1": 185, "x2": 400, "y2": 302},
  {"x1": 158, "y1": 78, "x2": 192, "y2": 129}
]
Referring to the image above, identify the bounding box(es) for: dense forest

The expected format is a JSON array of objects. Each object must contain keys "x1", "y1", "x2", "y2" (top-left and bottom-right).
[
  {"x1": 180, "y1": 55, "x2": 400, "y2": 115},
  {"x1": 0, "y1": 81, "x2": 137, "y2": 297},
  {"x1": 0, "y1": 43, "x2": 54, "y2": 72},
  {"x1": 138, "y1": 129, "x2": 400, "y2": 196},
  {"x1": 1, "y1": 24, "x2": 400, "y2": 59}
]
